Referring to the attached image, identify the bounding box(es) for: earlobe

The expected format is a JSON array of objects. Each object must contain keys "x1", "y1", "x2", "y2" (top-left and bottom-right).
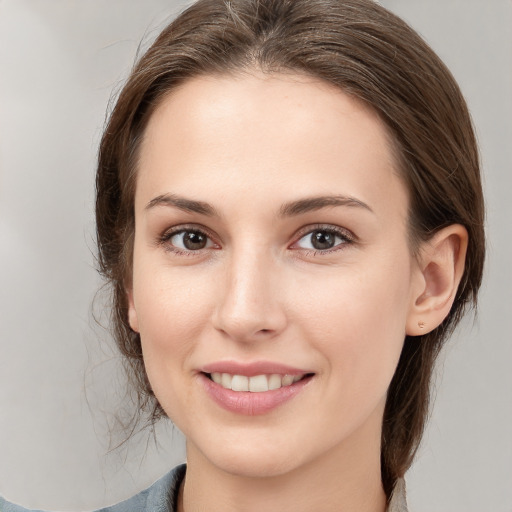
[
  {"x1": 406, "y1": 224, "x2": 468, "y2": 336},
  {"x1": 127, "y1": 289, "x2": 140, "y2": 333}
]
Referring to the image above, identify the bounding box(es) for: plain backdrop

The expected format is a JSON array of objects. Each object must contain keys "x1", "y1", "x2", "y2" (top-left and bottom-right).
[{"x1": 0, "y1": 1, "x2": 511, "y2": 510}]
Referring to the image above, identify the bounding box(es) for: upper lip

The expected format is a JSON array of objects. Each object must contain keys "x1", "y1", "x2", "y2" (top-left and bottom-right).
[{"x1": 200, "y1": 360, "x2": 313, "y2": 377}]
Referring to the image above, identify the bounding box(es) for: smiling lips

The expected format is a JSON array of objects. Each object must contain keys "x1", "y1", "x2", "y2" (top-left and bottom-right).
[{"x1": 199, "y1": 362, "x2": 314, "y2": 415}]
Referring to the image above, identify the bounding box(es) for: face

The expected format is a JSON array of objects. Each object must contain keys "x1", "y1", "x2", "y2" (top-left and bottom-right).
[{"x1": 128, "y1": 72, "x2": 424, "y2": 479}]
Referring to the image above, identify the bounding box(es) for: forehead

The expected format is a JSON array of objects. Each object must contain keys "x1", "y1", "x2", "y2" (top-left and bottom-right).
[{"x1": 136, "y1": 72, "x2": 407, "y2": 222}]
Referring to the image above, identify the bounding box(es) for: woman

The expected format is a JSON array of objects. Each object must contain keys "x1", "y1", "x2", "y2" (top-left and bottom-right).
[{"x1": 1, "y1": 0, "x2": 485, "y2": 511}]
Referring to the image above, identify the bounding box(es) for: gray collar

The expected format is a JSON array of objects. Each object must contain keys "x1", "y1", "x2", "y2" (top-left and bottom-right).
[{"x1": 388, "y1": 478, "x2": 408, "y2": 512}]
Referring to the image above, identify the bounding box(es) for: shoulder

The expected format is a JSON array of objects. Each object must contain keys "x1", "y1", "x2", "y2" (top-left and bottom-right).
[
  {"x1": 0, "y1": 464, "x2": 186, "y2": 512},
  {"x1": 97, "y1": 464, "x2": 185, "y2": 512}
]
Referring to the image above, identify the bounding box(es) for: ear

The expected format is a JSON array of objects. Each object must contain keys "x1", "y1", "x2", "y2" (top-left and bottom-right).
[
  {"x1": 127, "y1": 288, "x2": 140, "y2": 333},
  {"x1": 406, "y1": 224, "x2": 468, "y2": 336}
]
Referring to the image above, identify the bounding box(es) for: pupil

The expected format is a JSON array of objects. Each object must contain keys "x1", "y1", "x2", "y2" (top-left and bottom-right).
[
  {"x1": 184, "y1": 231, "x2": 207, "y2": 250},
  {"x1": 312, "y1": 231, "x2": 334, "y2": 250}
]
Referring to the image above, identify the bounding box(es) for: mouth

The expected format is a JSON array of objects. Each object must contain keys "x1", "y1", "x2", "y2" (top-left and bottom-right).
[
  {"x1": 198, "y1": 361, "x2": 315, "y2": 414},
  {"x1": 203, "y1": 372, "x2": 314, "y2": 392}
]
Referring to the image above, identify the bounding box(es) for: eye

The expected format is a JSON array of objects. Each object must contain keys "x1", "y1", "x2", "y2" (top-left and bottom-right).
[
  {"x1": 293, "y1": 227, "x2": 352, "y2": 251},
  {"x1": 164, "y1": 229, "x2": 215, "y2": 252}
]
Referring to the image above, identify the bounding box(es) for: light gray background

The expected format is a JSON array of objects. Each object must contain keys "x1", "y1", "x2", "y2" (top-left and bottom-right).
[{"x1": 0, "y1": 1, "x2": 510, "y2": 510}]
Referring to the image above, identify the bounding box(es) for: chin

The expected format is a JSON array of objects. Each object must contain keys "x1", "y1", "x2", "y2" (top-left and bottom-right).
[
  {"x1": 190, "y1": 433, "x2": 306, "y2": 478},
  {"x1": 213, "y1": 450, "x2": 301, "y2": 479}
]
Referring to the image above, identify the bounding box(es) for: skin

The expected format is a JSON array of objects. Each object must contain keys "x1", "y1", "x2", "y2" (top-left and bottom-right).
[{"x1": 127, "y1": 71, "x2": 467, "y2": 512}]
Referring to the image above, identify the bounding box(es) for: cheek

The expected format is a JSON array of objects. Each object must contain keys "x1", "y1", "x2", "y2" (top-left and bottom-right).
[
  {"x1": 132, "y1": 261, "x2": 215, "y2": 398},
  {"x1": 134, "y1": 252, "x2": 212, "y2": 336},
  {"x1": 295, "y1": 251, "x2": 412, "y2": 388}
]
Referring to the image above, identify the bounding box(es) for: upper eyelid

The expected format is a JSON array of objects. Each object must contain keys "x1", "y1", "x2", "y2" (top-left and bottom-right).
[
  {"x1": 292, "y1": 224, "x2": 356, "y2": 242},
  {"x1": 160, "y1": 223, "x2": 216, "y2": 239},
  {"x1": 156, "y1": 225, "x2": 220, "y2": 258},
  {"x1": 156, "y1": 224, "x2": 220, "y2": 252}
]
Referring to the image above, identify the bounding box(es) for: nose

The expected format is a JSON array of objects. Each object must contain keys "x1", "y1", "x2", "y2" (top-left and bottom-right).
[{"x1": 212, "y1": 249, "x2": 288, "y2": 343}]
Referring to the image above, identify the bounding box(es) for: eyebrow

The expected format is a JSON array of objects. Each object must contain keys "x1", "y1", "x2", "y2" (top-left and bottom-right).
[
  {"x1": 279, "y1": 195, "x2": 374, "y2": 217},
  {"x1": 145, "y1": 193, "x2": 373, "y2": 217},
  {"x1": 145, "y1": 193, "x2": 218, "y2": 216}
]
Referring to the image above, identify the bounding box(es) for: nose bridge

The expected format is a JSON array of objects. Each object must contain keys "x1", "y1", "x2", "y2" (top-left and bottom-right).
[{"x1": 213, "y1": 242, "x2": 286, "y2": 340}]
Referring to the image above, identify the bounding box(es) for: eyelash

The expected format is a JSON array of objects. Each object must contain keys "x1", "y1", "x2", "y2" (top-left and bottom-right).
[
  {"x1": 291, "y1": 224, "x2": 355, "y2": 256},
  {"x1": 157, "y1": 224, "x2": 355, "y2": 256},
  {"x1": 158, "y1": 224, "x2": 219, "y2": 256}
]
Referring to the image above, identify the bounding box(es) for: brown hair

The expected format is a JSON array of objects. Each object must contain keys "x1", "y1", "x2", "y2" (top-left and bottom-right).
[{"x1": 96, "y1": 0, "x2": 485, "y2": 498}]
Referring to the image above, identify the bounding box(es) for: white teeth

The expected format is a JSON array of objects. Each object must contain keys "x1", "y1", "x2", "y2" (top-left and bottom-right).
[
  {"x1": 268, "y1": 374, "x2": 282, "y2": 390},
  {"x1": 231, "y1": 375, "x2": 249, "y2": 391},
  {"x1": 221, "y1": 373, "x2": 232, "y2": 389},
  {"x1": 210, "y1": 372, "x2": 306, "y2": 392},
  {"x1": 249, "y1": 374, "x2": 269, "y2": 392},
  {"x1": 282, "y1": 375, "x2": 295, "y2": 386}
]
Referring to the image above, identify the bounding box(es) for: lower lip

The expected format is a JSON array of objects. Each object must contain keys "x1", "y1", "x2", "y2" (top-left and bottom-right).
[{"x1": 199, "y1": 373, "x2": 313, "y2": 416}]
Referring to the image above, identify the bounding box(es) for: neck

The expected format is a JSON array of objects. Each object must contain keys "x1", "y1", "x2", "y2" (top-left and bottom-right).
[{"x1": 178, "y1": 413, "x2": 387, "y2": 512}]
